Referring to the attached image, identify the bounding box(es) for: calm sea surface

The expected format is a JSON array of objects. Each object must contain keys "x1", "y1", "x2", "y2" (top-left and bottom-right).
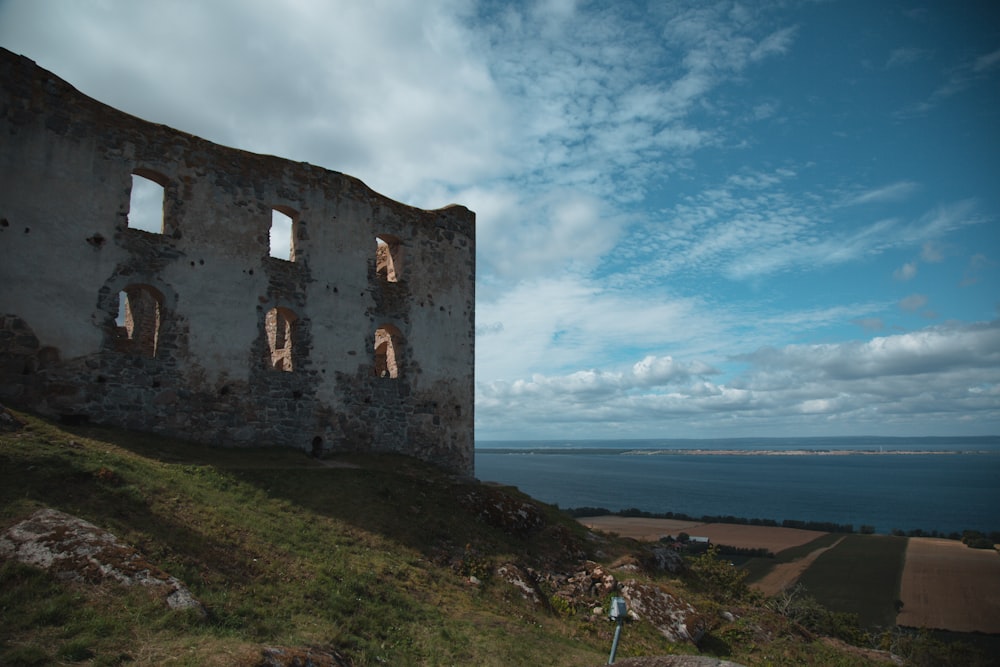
[{"x1": 474, "y1": 437, "x2": 1000, "y2": 534}]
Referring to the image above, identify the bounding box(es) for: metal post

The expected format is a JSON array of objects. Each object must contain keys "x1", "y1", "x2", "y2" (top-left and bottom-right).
[
  {"x1": 607, "y1": 617, "x2": 623, "y2": 664},
  {"x1": 607, "y1": 596, "x2": 627, "y2": 664}
]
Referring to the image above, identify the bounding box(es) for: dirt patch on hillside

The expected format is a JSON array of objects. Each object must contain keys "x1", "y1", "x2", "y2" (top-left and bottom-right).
[
  {"x1": 897, "y1": 537, "x2": 1000, "y2": 633},
  {"x1": 751, "y1": 537, "x2": 845, "y2": 597},
  {"x1": 580, "y1": 516, "x2": 825, "y2": 552}
]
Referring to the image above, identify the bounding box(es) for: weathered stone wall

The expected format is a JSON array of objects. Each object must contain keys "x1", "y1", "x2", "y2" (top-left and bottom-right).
[{"x1": 0, "y1": 49, "x2": 476, "y2": 475}]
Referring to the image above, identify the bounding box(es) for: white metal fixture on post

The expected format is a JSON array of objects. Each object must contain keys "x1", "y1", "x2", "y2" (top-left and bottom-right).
[{"x1": 607, "y1": 596, "x2": 627, "y2": 664}]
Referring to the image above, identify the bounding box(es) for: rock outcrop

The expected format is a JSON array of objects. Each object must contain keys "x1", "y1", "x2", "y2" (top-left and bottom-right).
[
  {"x1": 0, "y1": 508, "x2": 204, "y2": 615},
  {"x1": 495, "y1": 557, "x2": 710, "y2": 646}
]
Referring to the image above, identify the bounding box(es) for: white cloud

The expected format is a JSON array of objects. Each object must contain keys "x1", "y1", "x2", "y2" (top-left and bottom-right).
[
  {"x1": 853, "y1": 318, "x2": 884, "y2": 332},
  {"x1": 478, "y1": 320, "x2": 1000, "y2": 438},
  {"x1": 962, "y1": 253, "x2": 994, "y2": 286},
  {"x1": 901, "y1": 45, "x2": 1000, "y2": 115},
  {"x1": 843, "y1": 181, "x2": 919, "y2": 206},
  {"x1": 621, "y1": 174, "x2": 978, "y2": 283},
  {"x1": 921, "y1": 241, "x2": 945, "y2": 263},
  {"x1": 899, "y1": 294, "x2": 928, "y2": 312},
  {"x1": 893, "y1": 262, "x2": 917, "y2": 282},
  {"x1": 476, "y1": 276, "x2": 714, "y2": 383},
  {"x1": 885, "y1": 47, "x2": 929, "y2": 69}
]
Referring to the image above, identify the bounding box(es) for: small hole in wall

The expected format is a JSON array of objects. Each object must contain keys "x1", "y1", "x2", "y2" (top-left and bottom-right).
[
  {"x1": 311, "y1": 436, "x2": 323, "y2": 457},
  {"x1": 292, "y1": 390, "x2": 303, "y2": 399},
  {"x1": 152, "y1": 379, "x2": 161, "y2": 388},
  {"x1": 97, "y1": 375, "x2": 107, "y2": 383},
  {"x1": 219, "y1": 385, "x2": 230, "y2": 396},
  {"x1": 1, "y1": 218, "x2": 8, "y2": 227},
  {"x1": 24, "y1": 227, "x2": 30, "y2": 233}
]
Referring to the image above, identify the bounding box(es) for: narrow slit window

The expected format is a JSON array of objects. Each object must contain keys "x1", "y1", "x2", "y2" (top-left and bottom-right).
[
  {"x1": 128, "y1": 173, "x2": 165, "y2": 233},
  {"x1": 266, "y1": 307, "x2": 297, "y2": 371},
  {"x1": 374, "y1": 324, "x2": 402, "y2": 378},
  {"x1": 375, "y1": 235, "x2": 403, "y2": 282},
  {"x1": 270, "y1": 208, "x2": 294, "y2": 260},
  {"x1": 116, "y1": 285, "x2": 162, "y2": 357}
]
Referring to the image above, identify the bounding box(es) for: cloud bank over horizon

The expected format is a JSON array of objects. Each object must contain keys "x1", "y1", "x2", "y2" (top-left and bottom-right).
[{"x1": 2, "y1": 0, "x2": 997, "y2": 439}]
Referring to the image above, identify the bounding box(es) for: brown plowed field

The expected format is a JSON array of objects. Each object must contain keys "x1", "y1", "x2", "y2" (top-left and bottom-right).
[
  {"x1": 897, "y1": 537, "x2": 1000, "y2": 633},
  {"x1": 579, "y1": 516, "x2": 825, "y2": 552}
]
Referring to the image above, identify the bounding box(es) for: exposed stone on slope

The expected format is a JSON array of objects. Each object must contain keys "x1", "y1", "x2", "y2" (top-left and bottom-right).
[
  {"x1": 0, "y1": 508, "x2": 205, "y2": 615},
  {"x1": 495, "y1": 557, "x2": 707, "y2": 646},
  {"x1": 257, "y1": 646, "x2": 352, "y2": 667},
  {"x1": 619, "y1": 579, "x2": 697, "y2": 643},
  {"x1": 606, "y1": 657, "x2": 747, "y2": 667},
  {"x1": 0, "y1": 403, "x2": 25, "y2": 432},
  {"x1": 462, "y1": 485, "x2": 545, "y2": 536}
]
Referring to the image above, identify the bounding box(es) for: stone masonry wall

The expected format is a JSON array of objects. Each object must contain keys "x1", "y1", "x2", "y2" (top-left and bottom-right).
[{"x1": 0, "y1": 49, "x2": 476, "y2": 475}]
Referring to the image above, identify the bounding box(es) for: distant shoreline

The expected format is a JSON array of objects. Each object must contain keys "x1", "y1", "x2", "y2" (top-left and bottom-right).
[{"x1": 479, "y1": 447, "x2": 998, "y2": 456}]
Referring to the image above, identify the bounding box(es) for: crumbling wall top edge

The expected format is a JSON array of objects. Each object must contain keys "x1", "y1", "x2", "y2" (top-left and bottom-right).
[{"x1": 0, "y1": 47, "x2": 475, "y2": 223}]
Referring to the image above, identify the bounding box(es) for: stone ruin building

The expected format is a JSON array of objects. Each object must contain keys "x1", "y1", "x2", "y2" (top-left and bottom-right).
[{"x1": 0, "y1": 49, "x2": 476, "y2": 475}]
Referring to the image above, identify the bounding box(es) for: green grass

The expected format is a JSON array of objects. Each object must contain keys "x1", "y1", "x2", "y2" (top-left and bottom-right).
[
  {"x1": 796, "y1": 534, "x2": 908, "y2": 629},
  {"x1": 0, "y1": 411, "x2": 925, "y2": 665}
]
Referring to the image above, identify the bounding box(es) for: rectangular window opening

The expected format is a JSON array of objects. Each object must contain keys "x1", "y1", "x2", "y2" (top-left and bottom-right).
[
  {"x1": 128, "y1": 173, "x2": 165, "y2": 233},
  {"x1": 270, "y1": 209, "x2": 294, "y2": 260}
]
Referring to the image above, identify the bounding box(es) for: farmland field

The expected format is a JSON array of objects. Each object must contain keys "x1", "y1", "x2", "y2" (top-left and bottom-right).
[
  {"x1": 579, "y1": 516, "x2": 825, "y2": 551},
  {"x1": 795, "y1": 534, "x2": 907, "y2": 628},
  {"x1": 581, "y1": 517, "x2": 1000, "y2": 635},
  {"x1": 897, "y1": 537, "x2": 1000, "y2": 633}
]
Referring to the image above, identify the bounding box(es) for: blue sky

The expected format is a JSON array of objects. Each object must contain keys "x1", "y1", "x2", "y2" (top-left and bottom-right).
[{"x1": 2, "y1": 0, "x2": 997, "y2": 440}]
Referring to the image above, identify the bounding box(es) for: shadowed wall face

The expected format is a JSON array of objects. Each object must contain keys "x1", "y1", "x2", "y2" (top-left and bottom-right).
[{"x1": 0, "y1": 48, "x2": 476, "y2": 475}]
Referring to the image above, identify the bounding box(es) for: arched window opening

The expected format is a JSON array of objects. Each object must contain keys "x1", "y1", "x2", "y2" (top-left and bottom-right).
[
  {"x1": 374, "y1": 324, "x2": 403, "y2": 378},
  {"x1": 375, "y1": 235, "x2": 403, "y2": 282},
  {"x1": 266, "y1": 307, "x2": 297, "y2": 371},
  {"x1": 117, "y1": 285, "x2": 163, "y2": 357},
  {"x1": 128, "y1": 171, "x2": 167, "y2": 233},
  {"x1": 270, "y1": 207, "x2": 298, "y2": 260}
]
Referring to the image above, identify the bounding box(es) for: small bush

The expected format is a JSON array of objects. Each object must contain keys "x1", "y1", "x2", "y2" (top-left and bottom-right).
[{"x1": 689, "y1": 545, "x2": 749, "y2": 601}]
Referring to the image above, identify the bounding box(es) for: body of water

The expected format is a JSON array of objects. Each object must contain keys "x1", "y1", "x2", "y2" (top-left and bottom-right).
[{"x1": 475, "y1": 437, "x2": 1000, "y2": 535}]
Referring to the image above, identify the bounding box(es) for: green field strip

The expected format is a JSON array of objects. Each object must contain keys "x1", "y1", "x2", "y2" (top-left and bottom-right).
[
  {"x1": 742, "y1": 531, "x2": 843, "y2": 583},
  {"x1": 796, "y1": 534, "x2": 908, "y2": 628}
]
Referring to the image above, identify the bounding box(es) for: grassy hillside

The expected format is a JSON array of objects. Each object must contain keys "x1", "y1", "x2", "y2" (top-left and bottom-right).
[{"x1": 0, "y1": 410, "x2": 975, "y2": 666}]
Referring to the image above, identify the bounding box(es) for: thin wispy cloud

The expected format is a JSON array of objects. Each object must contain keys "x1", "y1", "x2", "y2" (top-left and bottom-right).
[
  {"x1": 843, "y1": 181, "x2": 919, "y2": 206},
  {"x1": 886, "y1": 47, "x2": 930, "y2": 69},
  {"x1": 901, "y1": 45, "x2": 1000, "y2": 116}
]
